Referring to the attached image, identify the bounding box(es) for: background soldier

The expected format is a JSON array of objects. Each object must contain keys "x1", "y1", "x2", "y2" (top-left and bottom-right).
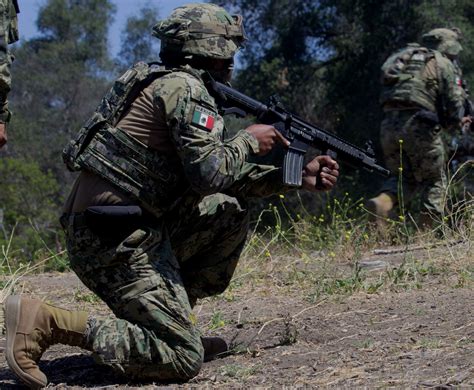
[
  {"x1": 3, "y1": 3, "x2": 339, "y2": 388},
  {"x1": 367, "y1": 27, "x2": 466, "y2": 226},
  {"x1": 451, "y1": 117, "x2": 474, "y2": 197},
  {"x1": 450, "y1": 57, "x2": 473, "y2": 198},
  {"x1": 0, "y1": 0, "x2": 19, "y2": 148}
]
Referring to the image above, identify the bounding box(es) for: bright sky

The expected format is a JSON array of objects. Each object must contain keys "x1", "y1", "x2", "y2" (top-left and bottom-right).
[{"x1": 19, "y1": 0, "x2": 207, "y2": 56}]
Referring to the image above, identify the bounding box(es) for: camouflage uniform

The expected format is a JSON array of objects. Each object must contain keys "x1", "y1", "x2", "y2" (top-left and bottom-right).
[
  {"x1": 451, "y1": 129, "x2": 474, "y2": 197},
  {"x1": 0, "y1": 0, "x2": 18, "y2": 123},
  {"x1": 376, "y1": 28, "x2": 465, "y2": 217},
  {"x1": 460, "y1": 133, "x2": 474, "y2": 196},
  {"x1": 60, "y1": 4, "x2": 287, "y2": 381}
]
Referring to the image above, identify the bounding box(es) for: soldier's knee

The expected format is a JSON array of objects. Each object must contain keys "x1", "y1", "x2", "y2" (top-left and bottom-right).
[
  {"x1": 159, "y1": 338, "x2": 205, "y2": 381},
  {"x1": 175, "y1": 342, "x2": 205, "y2": 381},
  {"x1": 118, "y1": 338, "x2": 204, "y2": 382}
]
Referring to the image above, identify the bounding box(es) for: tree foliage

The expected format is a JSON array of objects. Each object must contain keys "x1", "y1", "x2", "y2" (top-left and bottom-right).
[
  {"x1": 215, "y1": 0, "x2": 474, "y2": 189},
  {"x1": 117, "y1": 4, "x2": 161, "y2": 69},
  {"x1": 1, "y1": 0, "x2": 117, "y2": 262},
  {"x1": 0, "y1": 157, "x2": 61, "y2": 259},
  {"x1": 7, "y1": 0, "x2": 115, "y2": 176},
  {"x1": 1, "y1": 0, "x2": 473, "y2": 263}
]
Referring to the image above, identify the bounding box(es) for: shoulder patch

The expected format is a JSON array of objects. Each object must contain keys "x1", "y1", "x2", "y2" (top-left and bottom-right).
[{"x1": 192, "y1": 105, "x2": 216, "y2": 131}]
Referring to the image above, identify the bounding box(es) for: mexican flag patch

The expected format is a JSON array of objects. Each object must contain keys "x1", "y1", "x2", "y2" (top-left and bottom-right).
[{"x1": 192, "y1": 105, "x2": 216, "y2": 131}]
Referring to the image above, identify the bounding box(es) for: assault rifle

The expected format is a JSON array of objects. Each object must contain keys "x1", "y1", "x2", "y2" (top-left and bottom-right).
[{"x1": 205, "y1": 77, "x2": 390, "y2": 187}]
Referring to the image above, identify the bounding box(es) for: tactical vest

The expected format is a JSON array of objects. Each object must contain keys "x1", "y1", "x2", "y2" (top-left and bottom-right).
[
  {"x1": 63, "y1": 62, "x2": 189, "y2": 217},
  {"x1": 380, "y1": 44, "x2": 441, "y2": 112}
]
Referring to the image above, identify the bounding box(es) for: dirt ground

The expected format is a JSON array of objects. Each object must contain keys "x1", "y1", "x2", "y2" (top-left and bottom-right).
[{"x1": 0, "y1": 245, "x2": 473, "y2": 388}]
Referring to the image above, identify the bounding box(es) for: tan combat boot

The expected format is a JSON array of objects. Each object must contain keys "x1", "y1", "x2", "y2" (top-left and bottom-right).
[
  {"x1": 366, "y1": 192, "x2": 396, "y2": 226},
  {"x1": 201, "y1": 336, "x2": 228, "y2": 362},
  {"x1": 3, "y1": 295, "x2": 89, "y2": 389}
]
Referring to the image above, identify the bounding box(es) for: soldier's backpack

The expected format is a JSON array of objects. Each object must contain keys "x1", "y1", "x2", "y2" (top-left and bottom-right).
[
  {"x1": 380, "y1": 43, "x2": 432, "y2": 86},
  {"x1": 380, "y1": 43, "x2": 449, "y2": 113}
]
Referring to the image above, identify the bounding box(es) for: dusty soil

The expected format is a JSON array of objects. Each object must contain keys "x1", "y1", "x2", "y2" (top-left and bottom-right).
[{"x1": 1, "y1": 246, "x2": 473, "y2": 388}]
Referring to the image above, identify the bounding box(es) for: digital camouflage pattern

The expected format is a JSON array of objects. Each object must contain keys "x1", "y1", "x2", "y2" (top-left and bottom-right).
[
  {"x1": 153, "y1": 3, "x2": 246, "y2": 59},
  {"x1": 64, "y1": 61, "x2": 285, "y2": 217},
  {"x1": 451, "y1": 130, "x2": 474, "y2": 196},
  {"x1": 377, "y1": 36, "x2": 465, "y2": 216},
  {"x1": 422, "y1": 28, "x2": 463, "y2": 58},
  {"x1": 63, "y1": 61, "x2": 173, "y2": 171},
  {"x1": 0, "y1": 0, "x2": 19, "y2": 123},
  {"x1": 380, "y1": 45, "x2": 464, "y2": 124},
  {"x1": 62, "y1": 193, "x2": 248, "y2": 380},
  {"x1": 449, "y1": 61, "x2": 473, "y2": 196},
  {"x1": 60, "y1": 3, "x2": 290, "y2": 382},
  {"x1": 379, "y1": 110, "x2": 448, "y2": 215}
]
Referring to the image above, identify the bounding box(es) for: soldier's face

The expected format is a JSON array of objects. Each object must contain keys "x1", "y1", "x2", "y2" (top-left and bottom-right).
[{"x1": 208, "y1": 58, "x2": 234, "y2": 83}]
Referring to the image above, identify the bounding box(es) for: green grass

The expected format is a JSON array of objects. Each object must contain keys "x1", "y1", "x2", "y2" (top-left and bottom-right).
[
  {"x1": 0, "y1": 178, "x2": 472, "y2": 311},
  {"x1": 209, "y1": 310, "x2": 226, "y2": 330},
  {"x1": 73, "y1": 290, "x2": 101, "y2": 304},
  {"x1": 236, "y1": 187, "x2": 473, "y2": 302}
]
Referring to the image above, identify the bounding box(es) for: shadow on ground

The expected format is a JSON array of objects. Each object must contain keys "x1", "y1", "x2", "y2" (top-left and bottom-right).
[{"x1": 0, "y1": 354, "x2": 128, "y2": 388}]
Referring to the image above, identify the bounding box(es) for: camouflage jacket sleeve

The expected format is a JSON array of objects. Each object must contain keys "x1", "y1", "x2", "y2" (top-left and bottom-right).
[
  {"x1": 0, "y1": 0, "x2": 19, "y2": 123},
  {"x1": 222, "y1": 162, "x2": 292, "y2": 198},
  {"x1": 153, "y1": 70, "x2": 276, "y2": 196},
  {"x1": 435, "y1": 53, "x2": 464, "y2": 131}
]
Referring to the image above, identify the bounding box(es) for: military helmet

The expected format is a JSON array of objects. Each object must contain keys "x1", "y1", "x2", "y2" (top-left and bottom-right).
[
  {"x1": 422, "y1": 27, "x2": 463, "y2": 57},
  {"x1": 152, "y1": 3, "x2": 246, "y2": 60}
]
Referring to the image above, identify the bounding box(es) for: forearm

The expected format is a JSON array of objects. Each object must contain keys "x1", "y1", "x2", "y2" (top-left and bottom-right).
[
  {"x1": 176, "y1": 128, "x2": 261, "y2": 195},
  {"x1": 224, "y1": 163, "x2": 293, "y2": 198}
]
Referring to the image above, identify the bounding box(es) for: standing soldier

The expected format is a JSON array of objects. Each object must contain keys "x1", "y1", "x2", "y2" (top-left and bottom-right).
[
  {"x1": 456, "y1": 81, "x2": 474, "y2": 197},
  {"x1": 451, "y1": 114, "x2": 474, "y2": 197},
  {"x1": 450, "y1": 50, "x2": 473, "y2": 198},
  {"x1": 2, "y1": 3, "x2": 339, "y2": 388},
  {"x1": 0, "y1": 0, "x2": 19, "y2": 148},
  {"x1": 367, "y1": 28, "x2": 467, "y2": 227}
]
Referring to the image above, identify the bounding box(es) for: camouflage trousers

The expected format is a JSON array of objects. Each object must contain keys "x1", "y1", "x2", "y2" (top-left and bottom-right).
[
  {"x1": 62, "y1": 193, "x2": 249, "y2": 381},
  {"x1": 452, "y1": 131, "x2": 474, "y2": 197},
  {"x1": 453, "y1": 158, "x2": 474, "y2": 198},
  {"x1": 378, "y1": 110, "x2": 448, "y2": 215}
]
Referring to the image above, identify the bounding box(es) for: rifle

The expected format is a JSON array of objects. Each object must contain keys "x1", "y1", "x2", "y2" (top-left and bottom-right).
[{"x1": 204, "y1": 77, "x2": 390, "y2": 187}]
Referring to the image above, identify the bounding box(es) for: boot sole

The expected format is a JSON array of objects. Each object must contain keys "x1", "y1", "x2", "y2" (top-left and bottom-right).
[{"x1": 5, "y1": 295, "x2": 47, "y2": 389}]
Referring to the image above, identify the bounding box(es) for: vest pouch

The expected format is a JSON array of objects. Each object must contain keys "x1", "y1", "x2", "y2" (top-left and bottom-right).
[
  {"x1": 75, "y1": 125, "x2": 185, "y2": 218},
  {"x1": 64, "y1": 62, "x2": 173, "y2": 172},
  {"x1": 63, "y1": 112, "x2": 107, "y2": 171},
  {"x1": 381, "y1": 47, "x2": 436, "y2": 112}
]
